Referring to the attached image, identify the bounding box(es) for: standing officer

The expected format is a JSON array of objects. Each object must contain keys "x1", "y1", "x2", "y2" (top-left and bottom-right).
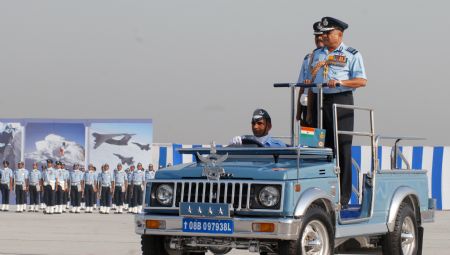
[
  {"x1": 0, "y1": 161, "x2": 13, "y2": 211},
  {"x1": 131, "y1": 163, "x2": 145, "y2": 214},
  {"x1": 43, "y1": 159, "x2": 57, "y2": 214},
  {"x1": 69, "y1": 164, "x2": 84, "y2": 213},
  {"x1": 145, "y1": 164, "x2": 156, "y2": 181},
  {"x1": 98, "y1": 164, "x2": 113, "y2": 214},
  {"x1": 14, "y1": 161, "x2": 28, "y2": 213},
  {"x1": 40, "y1": 165, "x2": 47, "y2": 210},
  {"x1": 54, "y1": 161, "x2": 66, "y2": 214},
  {"x1": 125, "y1": 165, "x2": 135, "y2": 211},
  {"x1": 113, "y1": 163, "x2": 127, "y2": 214},
  {"x1": 79, "y1": 166, "x2": 86, "y2": 210},
  {"x1": 62, "y1": 163, "x2": 70, "y2": 212},
  {"x1": 296, "y1": 21, "x2": 325, "y2": 126},
  {"x1": 305, "y1": 17, "x2": 367, "y2": 207},
  {"x1": 28, "y1": 162, "x2": 42, "y2": 212},
  {"x1": 84, "y1": 164, "x2": 97, "y2": 213}
]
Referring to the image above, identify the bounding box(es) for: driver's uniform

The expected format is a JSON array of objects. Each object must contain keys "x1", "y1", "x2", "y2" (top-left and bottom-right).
[{"x1": 257, "y1": 135, "x2": 286, "y2": 147}]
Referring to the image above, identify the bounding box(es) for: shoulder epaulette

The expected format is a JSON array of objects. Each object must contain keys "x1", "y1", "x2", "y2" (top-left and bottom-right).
[
  {"x1": 346, "y1": 47, "x2": 358, "y2": 55},
  {"x1": 313, "y1": 47, "x2": 322, "y2": 52},
  {"x1": 303, "y1": 53, "x2": 311, "y2": 61}
]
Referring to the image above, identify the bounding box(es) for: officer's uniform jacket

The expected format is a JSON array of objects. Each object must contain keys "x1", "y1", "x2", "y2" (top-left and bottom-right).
[
  {"x1": 145, "y1": 170, "x2": 156, "y2": 180},
  {"x1": 309, "y1": 42, "x2": 366, "y2": 94},
  {"x1": 70, "y1": 170, "x2": 83, "y2": 191},
  {"x1": 43, "y1": 167, "x2": 57, "y2": 190},
  {"x1": 98, "y1": 171, "x2": 113, "y2": 187},
  {"x1": 84, "y1": 171, "x2": 97, "y2": 186},
  {"x1": 132, "y1": 170, "x2": 145, "y2": 186},
  {"x1": 14, "y1": 168, "x2": 28, "y2": 186},
  {"x1": 0, "y1": 167, "x2": 13, "y2": 188},
  {"x1": 29, "y1": 169, "x2": 42, "y2": 190}
]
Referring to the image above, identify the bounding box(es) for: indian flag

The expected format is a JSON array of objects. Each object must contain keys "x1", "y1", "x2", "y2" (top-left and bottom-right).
[{"x1": 300, "y1": 127, "x2": 315, "y2": 137}]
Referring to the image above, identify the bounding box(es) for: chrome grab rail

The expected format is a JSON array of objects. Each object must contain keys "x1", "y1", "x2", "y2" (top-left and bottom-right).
[
  {"x1": 376, "y1": 136, "x2": 425, "y2": 170},
  {"x1": 332, "y1": 103, "x2": 377, "y2": 225}
]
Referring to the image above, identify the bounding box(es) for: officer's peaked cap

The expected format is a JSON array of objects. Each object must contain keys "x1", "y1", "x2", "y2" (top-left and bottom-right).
[
  {"x1": 320, "y1": 17, "x2": 348, "y2": 32},
  {"x1": 313, "y1": 21, "x2": 324, "y2": 35},
  {"x1": 252, "y1": 109, "x2": 271, "y2": 123},
  {"x1": 46, "y1": 159, "x2": 53, "y2": 164}
]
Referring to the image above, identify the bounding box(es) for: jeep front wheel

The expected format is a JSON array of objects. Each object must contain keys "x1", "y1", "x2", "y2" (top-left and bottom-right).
[{"x1": 279, "y1": 205, "x2": 334, "y2": 255}]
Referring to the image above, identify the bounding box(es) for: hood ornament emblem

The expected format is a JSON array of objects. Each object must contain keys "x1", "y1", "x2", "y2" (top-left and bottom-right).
[{"x1": 197, "y1": 141, "x2": 228, "y2": 181}]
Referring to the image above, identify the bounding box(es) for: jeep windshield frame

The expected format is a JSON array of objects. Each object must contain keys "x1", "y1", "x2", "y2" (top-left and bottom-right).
[{"x1": 178, "y1": 147, "x2": 333, "y2": 163}]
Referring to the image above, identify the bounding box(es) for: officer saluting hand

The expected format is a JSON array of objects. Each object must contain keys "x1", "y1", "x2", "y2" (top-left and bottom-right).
[{"x1": 305, "y1": 17, "x2": 367, "y2": 207}]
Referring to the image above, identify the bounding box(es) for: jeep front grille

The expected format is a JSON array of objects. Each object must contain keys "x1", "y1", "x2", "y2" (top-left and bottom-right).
[{"x1": 148, "y1": 180, "x2": 284, "y2": 212}]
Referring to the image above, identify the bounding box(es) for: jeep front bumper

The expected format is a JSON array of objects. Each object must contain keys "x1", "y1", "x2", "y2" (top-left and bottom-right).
[{"x1": 135, "y1": 214, "x2": 302, "y2": 240}]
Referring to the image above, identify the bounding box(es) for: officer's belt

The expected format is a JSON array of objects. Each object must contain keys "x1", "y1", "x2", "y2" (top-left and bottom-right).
[
  {"x1": 101, "y1": 185, "x2": 111, "y2": 187},
  {"x1": 15, "y1": 182, "x2": 24, "y2": 185},
  {"x1": 71, "y1": 183, "x2": 80, "y2": 186}
]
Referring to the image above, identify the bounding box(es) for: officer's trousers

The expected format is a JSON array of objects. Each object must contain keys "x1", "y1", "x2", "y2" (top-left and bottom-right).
[
  {"x1": 0, "y1": 184, "x2": 9, "y2": 204},
  {"x1": 84, "y1": 184, "x2": 95, "y2": 207},
  {"x1": 100, "y1": 187, "x2": 111, "y2": 207},
  {"x1": 29, "y1": 185, "x2": 39, "y2": 205},
  {"x1": 63, "y1": 190, "x2": 69, "y2": 204},
  {"x1": 44, "y1": 185, "x2": 55, "y2": 206},
  {"x1": 15, "y1": 185, "x2": 25, "y2": 205},
  {"x1": 55, "y1": 185, "x2": 64, "y2": 205},
  {"x1": 41, "y1": 187, "x2": 46, "y2": 205},
  {"x1": 70, "y1": 186, "x2": 81, "y2": 206},
  {"x1": 312, "y1": 91, "x2": 354, "y2": 205},
  {"x1": 133, "y1": 185, "x2": 143, "y2": 207},
  {"x1": 126, "y1": 185, "x2": 134, "y2": 206},
  {"x1": 113, "y1": 186, "x2": 124, "y2": 206}
]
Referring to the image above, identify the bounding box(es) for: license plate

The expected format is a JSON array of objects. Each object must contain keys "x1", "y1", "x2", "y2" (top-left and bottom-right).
[{"x1": 182, "y1": 218, "x2": 234, "y2": 234}]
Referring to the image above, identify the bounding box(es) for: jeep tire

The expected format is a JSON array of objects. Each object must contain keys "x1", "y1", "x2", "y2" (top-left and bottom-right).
[
  {"x1": 141, "y1": 235, "x2": 205, "y2": 255},
  {"x1": 278, "y1": 205, "x2": 334, "y2": 255},
  {"x1": 382, "y1": 202, "x2": 419, "y2": 255}
]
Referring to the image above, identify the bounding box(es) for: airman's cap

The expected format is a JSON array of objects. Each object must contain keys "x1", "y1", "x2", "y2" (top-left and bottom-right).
[
  {"x1": 313, "y1": 21, "x2": 323, "y2": 35},
  {"x1": 46, "y1": 159, "x2": 53, "y2": 164},
  {"x1": 252, "y1": 108, "x2": 271, "y2": 123},
  {"x1": 320, "y1": 17, "x2": 348, "y2": 32}
]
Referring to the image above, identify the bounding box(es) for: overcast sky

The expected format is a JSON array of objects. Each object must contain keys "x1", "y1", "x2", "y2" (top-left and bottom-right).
[{"x1": 0, "y1": 0, "x2": 448, "y2": 146}]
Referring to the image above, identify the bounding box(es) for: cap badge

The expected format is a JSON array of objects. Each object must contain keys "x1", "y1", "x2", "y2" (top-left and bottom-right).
[{"x1": 323, "y1": 18, "x2": 328, "y2": 26}]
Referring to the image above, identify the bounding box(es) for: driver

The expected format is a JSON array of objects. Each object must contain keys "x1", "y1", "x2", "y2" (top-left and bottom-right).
[{"x1": 229, "y1": 109, "x2": 286, "y2": 147}]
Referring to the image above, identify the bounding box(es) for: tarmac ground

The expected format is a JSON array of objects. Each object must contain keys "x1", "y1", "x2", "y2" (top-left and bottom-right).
[{"x1": 0, "y1": 206, "x2": 448, "y2": 255}]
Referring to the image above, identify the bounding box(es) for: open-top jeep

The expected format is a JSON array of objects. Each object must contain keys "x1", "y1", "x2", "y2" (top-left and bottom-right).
[{"x1": 135, "y1": 83, "x2": 435, "y2": 255}]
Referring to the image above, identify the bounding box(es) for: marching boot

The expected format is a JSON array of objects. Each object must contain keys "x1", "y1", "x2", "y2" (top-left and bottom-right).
[
  {"x1": 22, "y1": 204, "x2": 27, "y2": 212},
  {"x1": 76, "y1": 207, "x2": 81, "y2": 213},
  {"x1": 5, "y1": 204, "x2": 9, "y2": 211},
  {"x1": 16, "y1": 205, "x2": 21, "y2": 212},
  {"x1": 50, "y1": 206, "x2": 55, "y2": 214},
  {"x1": 100, "y1": 206, "x2": 104, "y2": 214},
  {"x1": 1, "y1": 204, "x2": 5, "y2": 211},
  {"x1": 29, "y1": 205, "x2": 34, "y2": 212},
  {"x1": 105, "y1": 207, "x2": 110, "y2": 214},
  {"x1": 118, "y1": 206, "x2": 123, "y2": 214},
  {"x1": 71, "y1": 207, "x2": 76, "y2": 213},
  {"x1": 137, "y1": 206, "x2": 142, "y2": 214}
]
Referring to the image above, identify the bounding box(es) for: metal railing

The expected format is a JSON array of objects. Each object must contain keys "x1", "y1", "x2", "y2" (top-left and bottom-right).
[{"x1": 333, "y1": 104, "x2": 378, "y2": 224}]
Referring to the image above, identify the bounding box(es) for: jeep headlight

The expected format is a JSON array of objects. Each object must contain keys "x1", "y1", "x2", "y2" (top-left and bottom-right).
[
  {"x1": 155, "y1": 184, "x2": 174, "y2": 206},
  {"x1": 258, "y1": 186, "x2": 280, "y2": 208}
]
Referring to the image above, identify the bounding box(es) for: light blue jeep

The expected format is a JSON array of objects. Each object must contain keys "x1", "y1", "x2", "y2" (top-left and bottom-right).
[{"x1": 135, "y1": 83, "x2": 435, "y2": 255}]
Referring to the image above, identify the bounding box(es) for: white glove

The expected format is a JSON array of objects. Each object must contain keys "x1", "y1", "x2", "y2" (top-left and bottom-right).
[
  {"x1": 229, "y1": 136, "x2": 242, "y2": 145},
  {"x1": 300, "y1": 93, "x2": 308, "y2": 106}
]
